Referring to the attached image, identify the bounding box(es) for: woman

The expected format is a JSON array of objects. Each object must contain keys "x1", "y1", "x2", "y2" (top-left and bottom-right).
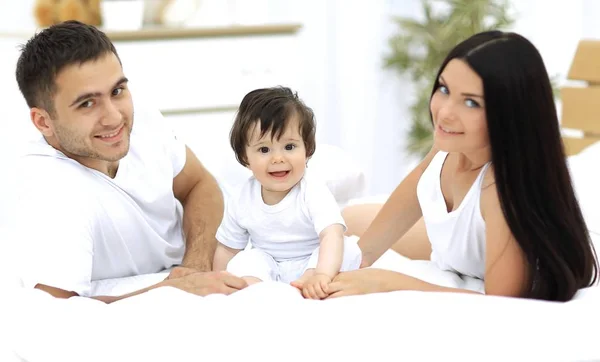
[{"x1": 327, "y1": 31, "x2": 598, "y2": 302}]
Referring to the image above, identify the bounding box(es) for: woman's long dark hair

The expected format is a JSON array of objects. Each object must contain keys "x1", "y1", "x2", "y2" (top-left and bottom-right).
[{"x1": 430, "y1": 31, "x2": 598, "y2": 301}]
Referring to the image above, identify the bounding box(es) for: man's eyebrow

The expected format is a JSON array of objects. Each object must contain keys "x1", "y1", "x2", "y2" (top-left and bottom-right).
[{"x1": 69, "y1": 77, "x2": 129, "y2": 107}]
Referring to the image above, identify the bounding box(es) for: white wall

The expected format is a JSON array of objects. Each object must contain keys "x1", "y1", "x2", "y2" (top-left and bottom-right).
[
  {"x1": 1, "y1": 0, "x2": 599, "y2": 198},
  {"x1": 294, "y1": 0, "x2": 423, "y2": 196},
  {"x1": 310, "y1": 0, "x2": 598, "y2": 196}
]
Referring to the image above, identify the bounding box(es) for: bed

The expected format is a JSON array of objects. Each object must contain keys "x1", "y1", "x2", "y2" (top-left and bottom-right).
[
  {"x1": 3, "y1": 100, "x2": 600, "y2": 362},
  {"x1": 3, "y1": 244, "x2": 600, "y2": 362}
]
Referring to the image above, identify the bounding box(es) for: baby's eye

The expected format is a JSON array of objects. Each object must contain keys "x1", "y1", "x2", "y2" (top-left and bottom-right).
[
  {"x1": 285, "y1": 144, "x2": 296, "y2": 151},
  {"x1": 259, "y1": 147, "x2": 269, "y2": 153}
]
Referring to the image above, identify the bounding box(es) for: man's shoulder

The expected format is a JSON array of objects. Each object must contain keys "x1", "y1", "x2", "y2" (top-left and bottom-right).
[
  {"x1": 16, "y1": 155, "x2": 96, "y2": 206},
  {"x1": 130, "y1": 104, "x2": 176, "y2": 140},
  {"x1": 18, "y1": 152, "x2": 91, "y2": 184}
]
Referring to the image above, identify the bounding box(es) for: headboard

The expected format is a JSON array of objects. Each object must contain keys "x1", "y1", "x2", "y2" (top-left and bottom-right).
[{"x1": 561, "y1": 40, "x2": 600, "y2": 156}]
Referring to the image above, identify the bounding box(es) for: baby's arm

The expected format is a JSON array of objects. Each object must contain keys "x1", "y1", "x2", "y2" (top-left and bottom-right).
[
  {"x1": 315, "y1": 224, "x2": 345, "y2": 278},
  {"x1": 213, "y1": 189, "x2": 249, "y2": 271},
  {"x1": 213, "y1": 243, "x2": 242, "y2": 271},
  {"x1": 304, "y1": 177, "x2": 347, "y2": 278},
  {"x1": 292, "y1": 177, "x2": 348, "y2": 298},
  {"x1": 293, "y1": 223, "x2": 345, "y2": 299}
]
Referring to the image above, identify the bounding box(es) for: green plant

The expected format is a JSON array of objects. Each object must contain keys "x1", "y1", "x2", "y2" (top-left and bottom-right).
[{"x1": 384, "y1": 0, "x2": 515, "y2": 158}]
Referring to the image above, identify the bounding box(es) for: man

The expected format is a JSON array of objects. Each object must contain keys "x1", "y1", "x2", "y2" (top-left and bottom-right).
[{"x1": 11, "y1": 20, "x2": 247, "y2": 303}]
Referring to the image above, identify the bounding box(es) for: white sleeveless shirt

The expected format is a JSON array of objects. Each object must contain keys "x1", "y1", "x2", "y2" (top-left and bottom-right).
[{"x1": 416, "y1": 151, "x2": 491, "y2": 279}]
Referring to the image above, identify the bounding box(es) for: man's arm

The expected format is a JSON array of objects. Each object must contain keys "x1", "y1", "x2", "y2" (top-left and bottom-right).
[
  {"x1": 35, "y1": 269, "x2": 248, "y2": 303},
  {"x1": 173, "y1": 146, "x2": 224, "y2": 271},
  {"x1": 35, "y1": 283, "x2": 159, "y2": 304}
]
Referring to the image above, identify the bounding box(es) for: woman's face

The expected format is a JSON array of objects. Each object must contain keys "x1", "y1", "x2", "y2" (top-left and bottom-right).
[{"x1": 430, "y1": 58, "x2": 489, "y2": 154}]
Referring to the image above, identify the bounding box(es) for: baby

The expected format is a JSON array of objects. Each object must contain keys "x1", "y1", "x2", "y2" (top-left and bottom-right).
[{"x1": 213, "y1": 86, "x2": 361, "y2": 299}]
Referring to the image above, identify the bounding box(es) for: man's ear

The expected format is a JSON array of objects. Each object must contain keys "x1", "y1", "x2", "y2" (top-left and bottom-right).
[{"x1": 30, "y1": 107, "x2": 54, "y2": 137}]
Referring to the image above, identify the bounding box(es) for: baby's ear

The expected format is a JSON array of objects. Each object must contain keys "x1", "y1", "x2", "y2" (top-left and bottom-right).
[{"x1": 305, "y1": 155, "x2": 312, "y2": 165}]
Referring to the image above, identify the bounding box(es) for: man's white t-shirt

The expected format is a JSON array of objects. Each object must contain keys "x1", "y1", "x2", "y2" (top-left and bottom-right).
[
  {"x1": 216, "y1": 175, "x2": 346, "y2": 261},
  {"x1": 12, "y1": 107, "x2": 187, "y2": 297}
]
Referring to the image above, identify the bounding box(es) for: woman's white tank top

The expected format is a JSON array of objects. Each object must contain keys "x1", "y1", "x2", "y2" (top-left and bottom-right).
[{"x1": 416, "y1": 151, "x2": 491, "y2": 279}]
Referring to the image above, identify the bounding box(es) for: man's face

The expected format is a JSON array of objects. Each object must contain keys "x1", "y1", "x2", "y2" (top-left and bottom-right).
[{"x1": 43, "y1": 52, "x2": 134, "y2": 170}]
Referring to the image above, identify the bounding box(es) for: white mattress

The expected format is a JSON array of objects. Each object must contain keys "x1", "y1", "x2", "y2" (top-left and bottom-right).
[{"x1": 4, "y1": 249, "x2": 600, "y2": 362}]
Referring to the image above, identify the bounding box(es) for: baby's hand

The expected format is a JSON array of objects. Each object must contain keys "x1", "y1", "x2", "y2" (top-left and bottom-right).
[{"x1": 292, "y1": 271, "x2": 332, "y2": 300}]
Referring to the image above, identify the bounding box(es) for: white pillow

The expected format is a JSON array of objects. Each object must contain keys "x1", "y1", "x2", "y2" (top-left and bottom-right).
[{"x1": 306, "y1": 144, "x2": 366, "y2": 207}]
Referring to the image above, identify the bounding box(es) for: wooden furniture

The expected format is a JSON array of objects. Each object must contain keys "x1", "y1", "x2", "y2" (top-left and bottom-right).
[
  {"x1": 561, "y1": 40, "x2": 600, "y2": 155},
  {"x1": 108, "y1": 24, "x2": 302, "y2": 116}
]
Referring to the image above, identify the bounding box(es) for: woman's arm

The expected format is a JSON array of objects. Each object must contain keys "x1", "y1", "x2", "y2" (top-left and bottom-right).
[
  {"x1": 326, "y1": 269, "x2": 482, "y2": 298},
  {"x1": 357, "y1": 147, "x2": 440, "y2": 267},
  {"x1": 328, "y1": 177, "x2": 529, "y2": 298},
  {"x1": 479, "y1": 181, "x2": 529, "y2": 297},
  {"x1": 343, "y1": 206, "x2": 432, "y2": 261}
]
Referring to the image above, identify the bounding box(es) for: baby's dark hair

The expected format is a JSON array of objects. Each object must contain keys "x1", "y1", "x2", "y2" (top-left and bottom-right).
[{"x1": 230, "y1": 86, "x2": 316, "y2": 167}]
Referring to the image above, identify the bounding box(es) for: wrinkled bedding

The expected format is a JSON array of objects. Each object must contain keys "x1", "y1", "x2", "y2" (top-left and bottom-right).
[{"x1": 4, "y1": 249, "x2": 599, "y2": 362}]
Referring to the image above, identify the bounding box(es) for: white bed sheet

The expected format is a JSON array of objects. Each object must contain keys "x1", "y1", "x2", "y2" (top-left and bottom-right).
[{"x1": 4, "y1": 248, "x2": 600, "y2": 362}]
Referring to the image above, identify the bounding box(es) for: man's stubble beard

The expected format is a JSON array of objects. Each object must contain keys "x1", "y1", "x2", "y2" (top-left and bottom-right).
[{"x1": 53, "y1": 115, "x2": 134, "y2": 162}]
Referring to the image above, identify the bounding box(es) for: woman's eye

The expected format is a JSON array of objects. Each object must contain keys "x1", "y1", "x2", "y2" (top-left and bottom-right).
[
  {"x1": 465, "y1": 99, "x2": 480, "y2": 108},
  {"x1": 439, "y1": 85, "x2": 449, "y2": 95}
]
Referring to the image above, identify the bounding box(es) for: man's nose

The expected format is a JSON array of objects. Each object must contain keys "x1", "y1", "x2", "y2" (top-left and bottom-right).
[{"x1": 101, "y1": 100, "x2": 123, "y2": 126}]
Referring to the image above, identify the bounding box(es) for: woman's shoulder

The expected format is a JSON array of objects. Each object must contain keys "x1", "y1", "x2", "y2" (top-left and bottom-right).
[
  {"x1": 482, "y1": 163, "x2": 496, "y2": 190},
  {"x1": 480, "y1": 164, "x2": 498, "y2": 220},
  {"x1": 416, "y1": 146, "x2": 445, "y2": 173}
]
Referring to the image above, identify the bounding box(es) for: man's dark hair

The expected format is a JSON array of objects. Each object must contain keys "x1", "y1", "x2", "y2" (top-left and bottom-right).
[
  {"x1": 230, "y1": 86, "x2": 317, "y2": 167},
  {"x1": 15, "y1": 20, "x2": 119, "y2": 116}
]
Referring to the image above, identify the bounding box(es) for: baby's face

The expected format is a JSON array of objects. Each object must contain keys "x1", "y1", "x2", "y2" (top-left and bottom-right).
[{"x1": 245, "y1": 118, "x2": 307, "y2": 200}]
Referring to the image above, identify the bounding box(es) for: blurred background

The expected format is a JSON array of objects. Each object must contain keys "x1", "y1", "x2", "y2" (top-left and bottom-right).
[{"x1": 0, "y1": 0, "x2": 598, "y2": 198}]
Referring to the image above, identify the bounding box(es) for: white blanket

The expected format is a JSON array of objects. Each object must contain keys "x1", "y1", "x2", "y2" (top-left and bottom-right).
[{"x1": 4, "y1": 249, "x2": 600, "y2": 362}]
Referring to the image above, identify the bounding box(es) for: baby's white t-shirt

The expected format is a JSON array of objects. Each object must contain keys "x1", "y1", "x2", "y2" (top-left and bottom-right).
[
  {"x1": 216, "y1": 174, "x2": 346, "y2": 261},
  {"x1": 11, "y1": 106, "x2": 187, "y2": 297}
]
